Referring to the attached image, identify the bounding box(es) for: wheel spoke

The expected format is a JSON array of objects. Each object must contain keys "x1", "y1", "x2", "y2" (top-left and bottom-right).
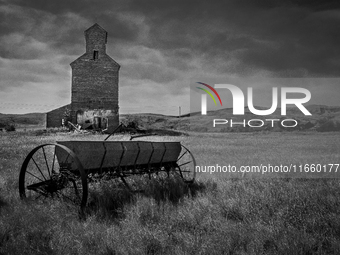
[
  {"x1": 177, "y1": 150, "x2": 188, "y2": 162},
  {"x1": 42, "y1": 147, "x2": 51, "y2": 178},
  {"x1": 178, "y1": 161, "x2": 192, "y2": 167},
  {"x1": 51, "y1": 149, "x2": 56, "y2": 174},
  {"x1": 31, "y1": 157, "x2": 47, "y2": 181},
  {"x1": 176, "y1": 167, "x2": 184, "y2": 178},
  {"x1": 26, "y1": 171, "x2": 45, "y2": 182},
  {"x1": 64, "y1": 152, "x2": 71, "y2": 164}
]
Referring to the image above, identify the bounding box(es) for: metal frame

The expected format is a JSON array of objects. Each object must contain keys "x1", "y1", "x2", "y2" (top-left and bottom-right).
[{"x1": 19, "y1": 139, "x2": 196, "y2": 209}]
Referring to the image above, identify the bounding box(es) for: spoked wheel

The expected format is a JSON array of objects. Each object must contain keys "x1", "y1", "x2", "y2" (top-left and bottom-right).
[
  {"x1": 173, "y1": 145, "x2": 196, "y2": 183},
  {"x1": 19, "y1": 144, "x2": 88, "y2": 209}
]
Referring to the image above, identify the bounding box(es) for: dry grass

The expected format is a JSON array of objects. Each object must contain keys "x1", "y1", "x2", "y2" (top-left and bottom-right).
[{"x1": 0, "y1": 131, "x2": 340, "y2": 254}]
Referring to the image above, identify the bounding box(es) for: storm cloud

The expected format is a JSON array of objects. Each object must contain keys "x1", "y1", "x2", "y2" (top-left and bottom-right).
[{"x1": 0, "y1": 0, "x2": 339, "y2": 114}]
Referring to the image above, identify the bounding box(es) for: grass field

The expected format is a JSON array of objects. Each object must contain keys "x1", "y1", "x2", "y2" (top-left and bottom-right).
[{"x1": 0, "y1": 131, "x2": 340, "y2": 254}]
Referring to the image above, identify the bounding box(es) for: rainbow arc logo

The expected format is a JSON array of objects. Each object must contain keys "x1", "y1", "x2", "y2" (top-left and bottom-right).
[{"x1": 196, "y1": 82, "x2": 222, "y2": 115}]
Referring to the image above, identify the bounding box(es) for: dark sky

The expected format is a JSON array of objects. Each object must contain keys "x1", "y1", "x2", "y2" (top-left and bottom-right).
[{"x1": 0, "y1": 0, "x2": 339, "y2": 114}]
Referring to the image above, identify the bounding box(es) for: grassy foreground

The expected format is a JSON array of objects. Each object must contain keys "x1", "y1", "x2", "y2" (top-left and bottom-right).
[{"x1": 0, "y1": 131, "x2": 340, "y2": 254}]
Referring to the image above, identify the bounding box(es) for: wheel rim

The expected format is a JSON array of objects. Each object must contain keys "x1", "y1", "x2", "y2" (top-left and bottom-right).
[
  {"x1": 174, "y1": 145, "x2": 196, "y2": 183},
  {"x1": 19, "y1": 144, "x2": 88, "y2": 208}
]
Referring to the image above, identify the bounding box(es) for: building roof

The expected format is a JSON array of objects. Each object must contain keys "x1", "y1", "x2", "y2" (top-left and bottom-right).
[
  {"x1": 70, "y1": 23, "x2": 120, "y2": 68},
  {"x1": 84, "y1": 23, "x2": 107, "y2": 34}
]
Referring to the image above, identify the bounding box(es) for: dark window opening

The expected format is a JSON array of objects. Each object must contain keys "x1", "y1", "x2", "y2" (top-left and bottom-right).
[{"x1": 93, "y1": 50, "x2": 98, "y2": 60}]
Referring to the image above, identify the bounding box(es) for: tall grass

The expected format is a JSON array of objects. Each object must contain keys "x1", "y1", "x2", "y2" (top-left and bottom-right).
[{"x1": 0, "y1": 131, "x2": 340, "y2": 254}]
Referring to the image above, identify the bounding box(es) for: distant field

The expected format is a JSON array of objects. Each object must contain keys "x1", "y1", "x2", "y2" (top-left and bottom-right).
[
  {"x1": 189, "y1": 132, "x2": 340, "y2": 179},
  {"x1": 0, "y1": 131, "x2": 340, "y2": 254}
]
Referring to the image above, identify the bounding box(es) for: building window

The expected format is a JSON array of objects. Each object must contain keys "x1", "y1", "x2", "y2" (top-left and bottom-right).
[{"x1": 93, "y1": 50, "x2": 98, "y2": 60}]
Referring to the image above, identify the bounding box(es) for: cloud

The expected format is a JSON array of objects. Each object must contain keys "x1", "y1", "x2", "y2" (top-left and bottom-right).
[
  {"x1": 119, "y1": 78, "x2": 189, "y2": 115},
  {"x1": 0, "y1": 0, "x2": 340, "y2": 114},
  {"x1": 121, "y1": 0, "x2": 340, "y2": 76}
]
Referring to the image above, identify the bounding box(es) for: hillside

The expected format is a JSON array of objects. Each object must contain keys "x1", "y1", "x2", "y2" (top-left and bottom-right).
[
  {"x1": 0, "y1": 112, "x2": 46, "y2": 129},
  {"x1": 2, "y1": 104, "x2": 340, "y2": 132},
  {"x1": 123, "y1": 105, "x2": 340, "y2": 133}
]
